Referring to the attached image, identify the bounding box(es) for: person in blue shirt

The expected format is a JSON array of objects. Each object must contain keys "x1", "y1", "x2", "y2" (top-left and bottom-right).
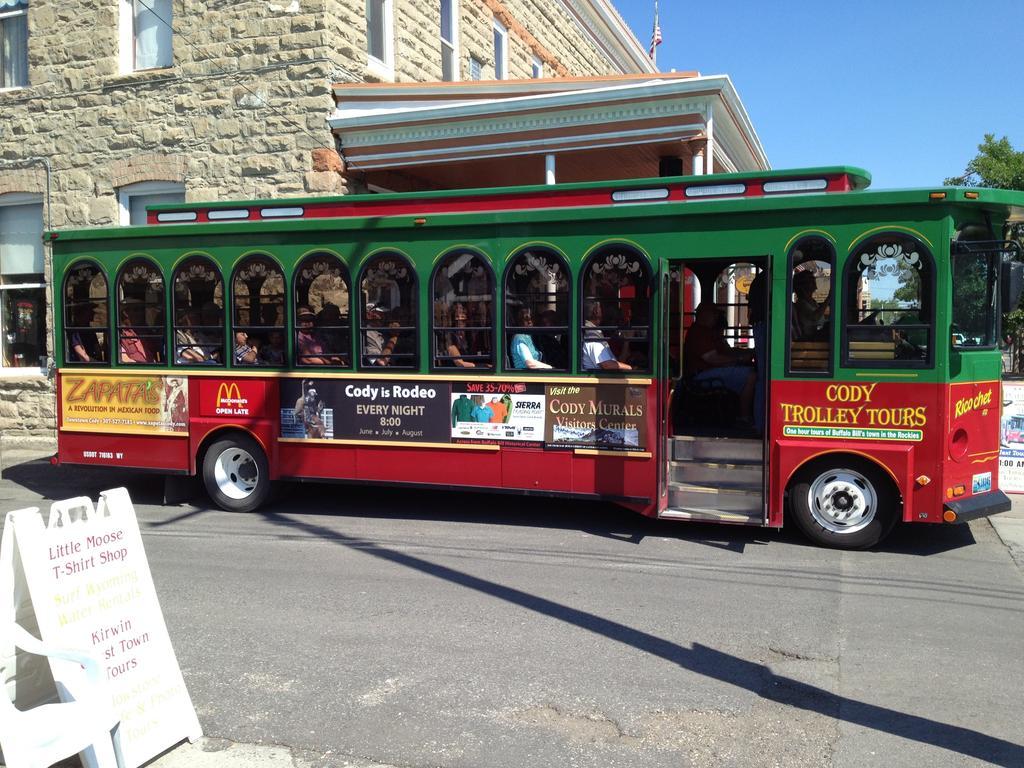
[{"x1": 510, "y1": 308, "x2": 552, "y2": 370}]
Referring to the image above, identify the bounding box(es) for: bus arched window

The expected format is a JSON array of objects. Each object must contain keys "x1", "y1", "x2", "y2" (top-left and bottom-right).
[
  {"x1": 172, "y1": 256, "x2": 224, "y2": 366},
  {"x1": 63, "y1": 261, "x2": 109, "y2": 365},
  {"x1": 844, "y1": 233, "x2": 933, "y2": 367},
  {"x1": 116, "y1": 258, "x2": 165, "y2": 365},
  {"x1": 786, "y1": 237, "x2": 835, "y2": 375},
  {"x1": 431, "y1": 249, "x2": 494, "y2": 370},
  {"x1": 504, "y1": 247, "x2": 569, "y2": 371},
  {"x1": 231, "y1": 255, "x2": 285, "y2": 367},
  {"x1": 580, "y1": 245, "x2": 651, "y2": 372},
  {"x1": 294, "y1": 253, "x2": 350, "y2": 367},
  {"x1": 358, "y1": 252, "x2": 417, "y2": 370}
]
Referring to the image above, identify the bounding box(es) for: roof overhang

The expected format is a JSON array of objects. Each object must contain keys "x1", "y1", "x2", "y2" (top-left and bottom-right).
[{"x1": 328, "y1": 74, "x2": 769, "y2": 186}]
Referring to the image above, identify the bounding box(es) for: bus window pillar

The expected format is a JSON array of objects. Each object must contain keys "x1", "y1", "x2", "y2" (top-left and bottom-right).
[
  {"x1": 705, "y1": 102, "x2": 714, "y2": 174},
  {"x1": 545, "y1": 154, "x2": 556, "y2": 185}
]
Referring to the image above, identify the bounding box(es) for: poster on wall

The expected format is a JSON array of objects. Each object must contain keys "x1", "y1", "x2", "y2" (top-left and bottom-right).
[
  {"x1": 999, "y1": 380, "x2": 1024, "y2": 493},
  {"x1": 280, "y1": 378, "x2": 451, "y2": 443},
  {"x1": 59, "y1": 373, "x2": 188, "y2": 435},
  {"x1": 450, "y1": 382, "x2": 546, "y2": 446},
  {"x1": 544, "y1": 383, "x2": 648, "y2": 451}
]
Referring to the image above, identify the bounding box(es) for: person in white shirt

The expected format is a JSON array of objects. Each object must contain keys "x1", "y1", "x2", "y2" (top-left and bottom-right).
[{"x1": 581, "y1": 301, "x2": 631, "y2": 371}]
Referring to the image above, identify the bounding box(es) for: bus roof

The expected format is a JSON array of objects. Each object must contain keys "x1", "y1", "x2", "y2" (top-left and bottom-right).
[{"x1": 48, "y1": 166, "x2": 1024, "y2": 242}]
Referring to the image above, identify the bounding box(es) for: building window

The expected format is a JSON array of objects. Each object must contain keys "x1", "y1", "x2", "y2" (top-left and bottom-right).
[
  {"x1": 492, "y1": 18, "x2": 508, "y2": 79},
  {"x1": 118, "y1": 181, "x2": 184, "y2": 225},
  {"x1": 440, "y1": 0, "x2": 458, "y2": 81},
  {"x1": 469, "y1": 55, "x2": 482, "y2": 81},
  {"x1": 120, "y1": 0, "x2": 172, "y2": 73},
  {"x1": 531, "y1": 55, "x2": 542, "y2": 79},
  {"x1": 0, "y1": 197, "x2": 45, "y2": 369},
  {"x1": 366, "y1": 0, "x2": 394, "y2": 77},
  {"x1": 0, "y1": 0, "x2": 28, "y2": 89}
]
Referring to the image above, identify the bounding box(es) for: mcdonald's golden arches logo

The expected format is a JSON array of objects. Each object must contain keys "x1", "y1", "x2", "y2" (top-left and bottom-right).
[{"x1": 215, "y1": 381, "x2": 250, "y2": 415}]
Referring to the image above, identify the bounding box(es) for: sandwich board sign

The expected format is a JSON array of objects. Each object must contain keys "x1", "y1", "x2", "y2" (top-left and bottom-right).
[{"x1": 4, "y1": 487, "x2": 201, "y2": 767}]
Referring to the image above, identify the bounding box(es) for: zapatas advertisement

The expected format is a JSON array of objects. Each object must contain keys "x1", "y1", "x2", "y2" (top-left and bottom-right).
[
  {"x1": 280, "y1": 378, "x2": 451, "y2": 443},
  {"x1": 60, "y1": 373, "x2": 188, "y2": 435}
]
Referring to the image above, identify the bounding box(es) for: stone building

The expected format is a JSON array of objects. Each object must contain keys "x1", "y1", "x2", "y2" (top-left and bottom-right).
[{"x1": 0, "y1": 0, "x2": 766, "y2": 450}]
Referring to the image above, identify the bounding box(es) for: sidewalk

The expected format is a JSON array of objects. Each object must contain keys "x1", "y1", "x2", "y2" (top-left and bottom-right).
[{"x1": 990, "y1": 491, "x2": 1024, "y2": 568}]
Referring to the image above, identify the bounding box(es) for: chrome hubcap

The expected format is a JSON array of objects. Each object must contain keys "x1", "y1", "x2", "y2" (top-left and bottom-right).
[
  {"x1": 213, "y1": 447, "x2": 259, "y2": 500},
  {"x1": 807, "y1": 469, "x2": 877, "y2": 534}
]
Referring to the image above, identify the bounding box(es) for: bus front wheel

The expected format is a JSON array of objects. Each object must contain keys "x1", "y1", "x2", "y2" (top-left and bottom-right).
[
  {"x1": 202, "y1": 434, "x2": 270, "y2": 513},
  {"x1": 789, "y1": 457, "x2": 898, "y2": 549}
]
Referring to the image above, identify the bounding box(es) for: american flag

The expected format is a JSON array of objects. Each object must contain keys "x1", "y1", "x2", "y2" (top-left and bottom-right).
[{"x1": 649, "y1": 5, "x2": 662, "y2": 59}]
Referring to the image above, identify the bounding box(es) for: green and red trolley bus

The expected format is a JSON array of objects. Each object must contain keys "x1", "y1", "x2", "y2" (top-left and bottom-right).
[{"x1": 50, "y1": 166, "x2": 1024, "y2": 548}]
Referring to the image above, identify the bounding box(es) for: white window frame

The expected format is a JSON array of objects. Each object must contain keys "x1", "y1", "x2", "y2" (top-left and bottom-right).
[
  {"x1": 119, "y1": 0, "x2": 173, "y2": 74},
  {"x1": 366, "y1": 0, "x2": 394, "y2": 81},
  {"x1": 492, "y1": 18, "x2": 508, "y2": 80},
  {"x1": 0, "y1": 193, "x2": 46, "y2": 375},
  {"x1": 531, "y1": 55, "x2": 543, "y2": 79},
  {"x1": 0, "y1": 1, "x2": 29, "y2": 91},
  {"x1": 440, "y1": 0, "x2": 459, "y2": 82},
  {"x1": 117, "y1": 180, "x2": 185, "y2": 226}
]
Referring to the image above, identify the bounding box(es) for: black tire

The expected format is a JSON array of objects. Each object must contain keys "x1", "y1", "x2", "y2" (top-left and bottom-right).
[
  {"x1": 788, "y1": 456, "x2": 899, "y2": 549},
  {"x1": 201, "y1": 434, "x2": 270, "y2": 513}
]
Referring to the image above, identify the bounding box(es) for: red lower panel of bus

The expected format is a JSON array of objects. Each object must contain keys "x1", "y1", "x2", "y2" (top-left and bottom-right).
[
  {"x1": 57, "y1": 432, "x2": 191, "y2": 472},
  {"x1": 278, "y1": 442, "x2": 655, "y2": 507}
]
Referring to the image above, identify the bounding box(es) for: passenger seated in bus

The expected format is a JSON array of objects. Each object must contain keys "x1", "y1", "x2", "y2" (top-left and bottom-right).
[
  {"x1": 296, "y1": 305, "x2": 333, "y2": 365},
  {"x1": 261, "y1": 330, "x2": 286, "y2": 365},
  {"x1": 683, "y1": 302, "x2": 755, "y2": 424},
  {"x1": 441, "y1": 302, "x2": 480, "y2": 368},
  {"x1": 176, "y1": 309, "x2": 209, "y2": 364},
  {"x1": 534, "y1": 309, "x2": 566, "y2": 369},
  {"x1": 582, "y1": 300, "x2": 631, "y2": 371},
  {"x1": 119, "y1": 305, "x2": 159, "y2": 364},
  {"x1": 69, "y1": 302, "x2": 102, "y2": 362},
  {"x1": 791, "y1": 270, "x2": 828, "y2": 340},
  {"x1": 364, "y1": 302, "x2": 400, "y2": 366},
  {"x1": 234, "y1": 330, "x2": 258, "y2": 364},
  {"x1": 316, "y1": 302, "x2": 348, "y2": 363},
  {"x1": 510, "y1": 308, "x2": 552, "y2": 370}
]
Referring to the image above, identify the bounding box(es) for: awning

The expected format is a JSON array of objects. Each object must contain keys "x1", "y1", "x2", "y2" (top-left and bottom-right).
[{"x1": 329, "y1": 73, "x2": 769, "y2": 189}]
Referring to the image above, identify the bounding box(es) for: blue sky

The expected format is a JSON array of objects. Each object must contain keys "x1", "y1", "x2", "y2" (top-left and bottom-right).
[{"x1": 616, "y1": 0, "x2": 1024, "y2": 189}]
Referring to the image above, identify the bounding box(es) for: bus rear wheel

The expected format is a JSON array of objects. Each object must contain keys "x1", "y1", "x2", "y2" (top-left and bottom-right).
[
  {"x1": 202, "y1": 434, "x2": 270, "y2": 513},
  {"x1": 789, "y1": 456, "x2": 898, "y2": 549}
]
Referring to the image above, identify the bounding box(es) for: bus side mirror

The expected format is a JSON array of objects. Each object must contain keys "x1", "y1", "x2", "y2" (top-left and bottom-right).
[{"x1": 1002, "y1": 260, "x2": 1024, "y2": 313}]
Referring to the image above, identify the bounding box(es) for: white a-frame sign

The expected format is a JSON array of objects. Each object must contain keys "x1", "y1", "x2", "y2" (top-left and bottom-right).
[{"x1": 5, "y1": 487, "x2": 202, "y2": 767}]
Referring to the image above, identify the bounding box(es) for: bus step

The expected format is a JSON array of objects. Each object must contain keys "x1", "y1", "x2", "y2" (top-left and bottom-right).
[
  {"x1": 671, "y1": 436, "x2": 763, "y2": 463},
  {"x1": 669, "y1": 460, "x2": 762, "y2": 489},
  {"x1": 659, "y1": 506, "x2": 763, "y2": 525},
  {"x1": 668, "y1": 482, "x2": 762, "y2": 513}
]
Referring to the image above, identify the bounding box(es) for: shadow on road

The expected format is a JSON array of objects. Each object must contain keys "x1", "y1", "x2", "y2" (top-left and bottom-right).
[
  {"x1": 0, "y1": 461, "x2": 981, "y2": 556},
  {"x1": 258, "y1": 508, "x2": 1023, "y2": 767}
]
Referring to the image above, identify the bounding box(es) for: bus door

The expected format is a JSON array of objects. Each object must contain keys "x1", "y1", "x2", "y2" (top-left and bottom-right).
[{"x1": 659, "y1": 257, "x2": 768, "y2": 526}]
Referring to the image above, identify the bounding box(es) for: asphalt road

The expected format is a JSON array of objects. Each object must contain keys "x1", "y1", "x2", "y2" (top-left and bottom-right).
[{"x1": 2, "y1": 459, "x2": 1022, "y2": 768}]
